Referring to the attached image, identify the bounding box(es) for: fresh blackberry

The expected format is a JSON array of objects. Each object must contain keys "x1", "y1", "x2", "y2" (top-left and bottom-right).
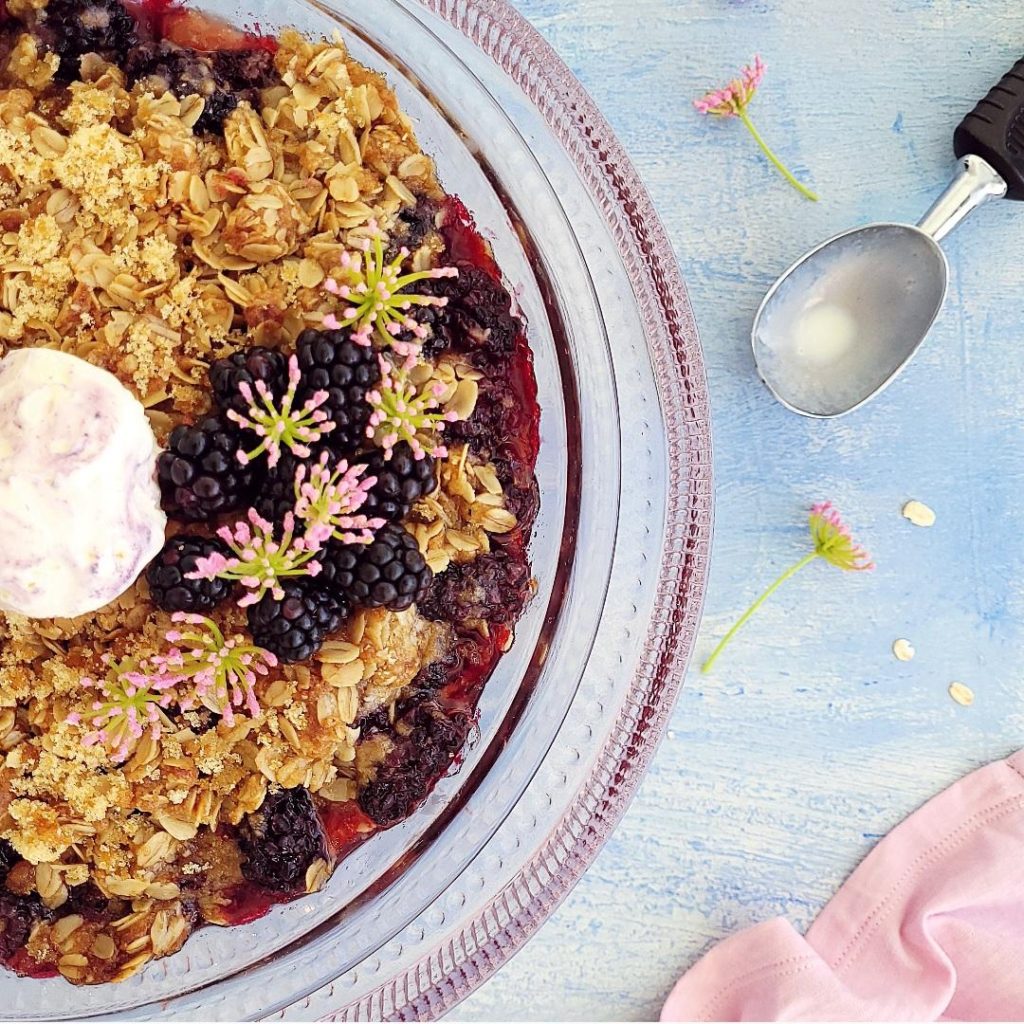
[
  {"x1": 418, "y1": 549, "x2": 531, "y2": 628},
  {"x1": 124, "y1": 41, "x2": 276, "y2": 135},
  {"x1": 359, "y1": 443, "x2": 438, "y2": 522},
  {"x1": 209, "y1": 347, "x2": 287, "y2": 415},
  {"x1": 0, "y1": 891, "x2": 50, "y2": 961},
  {"x1": 157, "y1": 415, "x2": 256, "y2": 522},
  {"x1": 318, "y1": 523, "x2": 431, "y2": 612},
  {"x1": 236, "y1": 787, "x2": 327, "y2": 893},
  {"x1": 253, "y1": 449, "x2": 301, "y2": 526},
  {"x1": 146, "y1": 535, "x2": 234, "y2": 613},
  {"x1": 295, "y1": 329, "x2": 380, "y2": 456},
  {"x1": 247, "y1": 581, "x2": 346, "y2": 663},
  {"x1": 37, "y1": 0, "x2": 138, "y2": 81},
  {"x1": 358, "y1": 697, "x2": 470, "y2": 827}
]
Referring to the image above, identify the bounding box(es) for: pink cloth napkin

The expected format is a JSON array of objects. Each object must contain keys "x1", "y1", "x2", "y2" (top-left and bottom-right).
[{"x1": 662, "y1": 749, "x2": 1024, "y2": 1021}]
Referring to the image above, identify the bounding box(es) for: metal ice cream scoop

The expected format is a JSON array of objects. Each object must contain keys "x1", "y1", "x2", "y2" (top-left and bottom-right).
[{"x1": 752, "y1": 57, "x2": 1024, "y2": 418}]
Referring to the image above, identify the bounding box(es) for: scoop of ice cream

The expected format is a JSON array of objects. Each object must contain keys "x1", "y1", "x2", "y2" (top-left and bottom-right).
[{"x1": 0, "y1": 349, "x2": 166, "y2": 619}]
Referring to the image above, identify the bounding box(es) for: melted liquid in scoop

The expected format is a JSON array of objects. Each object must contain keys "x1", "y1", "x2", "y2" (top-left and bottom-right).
[{"x1": 754, "y1": 226, "x2": 946, "y2": 416}]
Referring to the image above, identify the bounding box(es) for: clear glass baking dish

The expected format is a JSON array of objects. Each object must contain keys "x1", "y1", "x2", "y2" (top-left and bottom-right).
[{"x1": 3, "y1": 0, "x2": 712, "y2": 1017}]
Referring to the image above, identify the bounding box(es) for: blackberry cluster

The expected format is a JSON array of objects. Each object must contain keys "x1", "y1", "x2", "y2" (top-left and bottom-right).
[
  {"x1": 124, "y1": 41, "x2": 277, "y2": 134},
  {"x1": 36, "y1": 0, "x2": 138, "y2": 80},
  {"x1": 146, "y1": 535, "x2": 234, "y2": 613},
  {"x1": 318, "y1": 523, "x2": 432, "y2": 612},
  {"x1": 418, "y1": 549, "x2": 531, "y2": 628},
  {"x1": 252, "y1": 448, "x2": 304, "y2": 526},
  {"x1": 295, "y1": 330, "x2": 380, "y2": 456},
  {"x1": 247, "y1": 581, "x2": 347, "y2": 663},
  {"x1": 359, "y1": 443, "x2": 438, "y2": 522},
  {"x1": 209, "y1": 346, "x2": 287, "y2": 415},
  {"x1": 237, "y1": 787, "x2": 327, "y2": 892},
  {"x1": 358, "y1": 697, "x2": 470, "y2": 827},
  {"x1": 418, "y1": 265, "x2": 519, "y2": 363},
  {"x1": 157, "y1": 416, "x2": 255, "y2": 521}
]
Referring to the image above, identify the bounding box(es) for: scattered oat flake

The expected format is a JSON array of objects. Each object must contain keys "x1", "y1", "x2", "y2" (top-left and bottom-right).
[
  {"x1": 902, "y1": 500, "x2": 936, "y2": 528},
  {"x1": 948, "y1": 682, "x2": 975, "y2": 707},
  {"x1": 892, "y1": 638, "x2": 915, "y2": 662}
]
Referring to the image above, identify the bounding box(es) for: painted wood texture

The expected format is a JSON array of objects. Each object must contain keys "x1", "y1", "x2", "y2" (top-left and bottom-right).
[{"x1": 451, "y1": 1, "x2": 1024, "y2": 1020}]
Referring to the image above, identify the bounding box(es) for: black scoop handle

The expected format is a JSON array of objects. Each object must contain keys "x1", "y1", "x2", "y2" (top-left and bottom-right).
[{"x1": 954, "y1": 57, "x2": 1024, "y2": 200}]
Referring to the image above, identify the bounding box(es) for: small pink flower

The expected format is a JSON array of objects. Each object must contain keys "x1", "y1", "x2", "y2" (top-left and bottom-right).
[
  {"x1": 809, "y1": 501, "x2": 875, "y2": 572},
  {"x1": 322, "y1": 221, "x2": 458, "y2": 359},
  {"x1": 67, "y1": 656, "x2": 179, "y2": 762},
  {"x1": 694, "y1": 55, "x2": 765, "y2": 117},
  {"x1": 366, "y1": 355, "x2": 459, "y2": 461},
  {"x1": 702, "y1": 501, "x2": 873, "y2": 673},
  {"x1": 154, "y1": 614, "x2": 273, "y2": 725},
  {"x1": 228, "y1": 354, "x2": 336, "y2": 468},
  {"x1": 694, "y1": 55, "x2": 818, "y2": 202},
  {"x1": 293, "y1": 451, "x2": 385, "y2": 546},
  {"x1": 188, "y1": 507, "x2": 322, "y2": 607}
]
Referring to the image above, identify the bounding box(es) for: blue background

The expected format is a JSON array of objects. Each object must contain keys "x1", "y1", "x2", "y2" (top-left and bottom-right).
[{"x1": 451, "y1": 2, "x2": 1024, "y2": 1019}]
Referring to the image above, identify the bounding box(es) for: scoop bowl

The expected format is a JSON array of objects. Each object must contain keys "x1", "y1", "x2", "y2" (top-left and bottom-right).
[{"x1": 751, "y1": 223, "x2": 948, "y2": 418}]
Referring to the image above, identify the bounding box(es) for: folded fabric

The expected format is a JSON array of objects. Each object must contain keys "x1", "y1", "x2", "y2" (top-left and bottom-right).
[{"x1": 662, "y1": 749, "x2": 1024, "y2": 1021}]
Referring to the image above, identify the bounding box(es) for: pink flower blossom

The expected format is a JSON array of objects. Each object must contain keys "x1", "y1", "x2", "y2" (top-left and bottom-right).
[
  {"x1": 68, "y1": 656, "x2": 179, "y2": 762},
  {"x1": 702, "y1": 501, "x2": 873, "y2": 673},
  {"x1": 227, "y1": 354, "x2": 336, "y2": 468},
  {"x1": 187, "y1": 507, "x2": 322, "y2": 607},
  {"x1": 809, "y1": 501, "x2": 875, "y2": 572},
  {"x1": 154, "y1": 614, "x2": 275, "y2": 725},
  {"x1": 366, "y1": 355, "x2": 458, "y2": 461},
  {"x1": 293, "y1": 451, "x2": 385, "y2": 546},
  {"x1": 694, "y1": 55, "x2": 765, "y2": 117},
  {"x1": 322, "y1": 220, "x2": 458, "y2": 363},
  {"x1": 694, "y1": 55, "x2": 818, "y2": 201}
]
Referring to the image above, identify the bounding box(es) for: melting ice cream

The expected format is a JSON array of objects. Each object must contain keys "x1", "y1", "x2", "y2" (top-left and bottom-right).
[{"x1": 0, "y1": 349, "x2": 166, "y2": 619}]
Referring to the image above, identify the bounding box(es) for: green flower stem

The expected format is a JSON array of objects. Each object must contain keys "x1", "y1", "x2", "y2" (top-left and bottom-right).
[
  {"x1": 738, "y1": 110, "x2": 819, "y2": 202},
  {"x1": 701, "y1": 551, "x2": 819, "y2": 674}
]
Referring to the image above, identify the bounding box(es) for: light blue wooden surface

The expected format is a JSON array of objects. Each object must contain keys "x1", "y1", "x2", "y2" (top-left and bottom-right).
[{"x1": 451, "y1": 2, "x2": 1024, "y2": 1020}]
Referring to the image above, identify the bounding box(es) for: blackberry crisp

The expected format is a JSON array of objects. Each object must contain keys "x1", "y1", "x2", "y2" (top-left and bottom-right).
[
  {"x1": 247, "y1": 581, "x2": 346, "y2": 663},
  {"x1": 295, "y1": 329, "x2": 380, "y2": 456},
  {"x1": 146, "y1": 535, "x2": 234, "y2": 613},
  {"x1": 359, "y1": 443, "x2": 438, "y2": 522},
  {"x1": 157, "y1": 415, "x2": 256, "y2": 522},
  {"x1": 0, "y1": 891, "x2": 50, "y2": 961},
  {"x1": 209, "y1": 347, "x2": 288, "y2": 415},
  {"x1": 34, "y1": 0, "x2": 138, "y2": 81},
  {"x1": 418, "y1": 549, "x2": 532, "y2": 628},
  {"x1": 418, "y1": 265, "x2": 519, "y2": 363},
  {"x1": 358, "y1": 697, "x2": 471, "y2": 828},
  {"x1": 124, "y1": 41, "x2": 277, "y2": 135},
  {"x1": 237, "y1": 787, "x2": 327, "y2": 893},
  {"x1": 318, "y1": 523, "x2": 432, "y2": 611}
]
